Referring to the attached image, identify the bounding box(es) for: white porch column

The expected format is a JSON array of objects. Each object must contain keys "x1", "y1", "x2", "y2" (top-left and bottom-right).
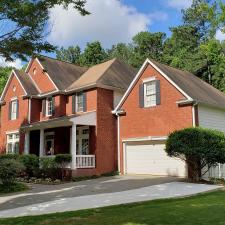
[
  {"x1": 71, "y1": 124, "x2": 77, "y2": 170},
  {"x1": 39, "y1": 129, "x2": 45, "y2": 157},
  {"x1": 24, "y1": 131, "x2": 30, "y2": 154}
]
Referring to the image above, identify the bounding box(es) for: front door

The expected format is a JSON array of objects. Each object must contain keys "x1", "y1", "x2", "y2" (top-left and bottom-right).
[
  {"x1": 76, "y1": 126, "x2": 89, "y2": 155},
  {"x1": 45, "y1": 132, "x2": 55, "y2": 155}
]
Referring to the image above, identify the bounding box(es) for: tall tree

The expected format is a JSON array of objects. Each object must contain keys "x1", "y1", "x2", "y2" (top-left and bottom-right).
[
  {"x1": 0, "y1": 67, "x2": 12, "y2": 94},
  {"x1": 79, "y1": 41, "x2": 108, "y2": 66},
  {"x1": 163, "y1": 25, "x2": 201, "y2": 74},
  {"x1": 56, "y1": 45, "x2": 81, "y2": 65},
  {"x1": 182, "y1": 0, "x2": 224, "y2": 42},
  {"x1": 130, "y1": 31, "x2": 166, "y2": 68},
  {"x1": 0, "y1": 0, "x2": 89, "y2": 61},
  {"x1": 198, "y1": 39, "x2": 225, "y2": 87},
  {"x1": 107, "y1": 43, "x2": 133, "y2": 63}
]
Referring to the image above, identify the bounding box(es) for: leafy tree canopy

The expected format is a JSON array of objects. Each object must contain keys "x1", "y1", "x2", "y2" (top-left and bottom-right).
[{"x1": 0, "y1": 0, "x2": 89, "y2": 61}]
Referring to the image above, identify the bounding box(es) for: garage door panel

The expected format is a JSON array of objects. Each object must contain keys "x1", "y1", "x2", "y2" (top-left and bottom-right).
[{"x1": 125, "y1": 143, "x2": 186, "y2": 177}]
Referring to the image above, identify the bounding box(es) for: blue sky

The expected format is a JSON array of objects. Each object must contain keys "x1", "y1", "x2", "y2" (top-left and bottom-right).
[
  {"x1": 122, "y1": 0, "x2": 184, "y2": 35},
  {"x1": 47, "y1": 0, "x2": 193, "y2": 51},
  {"x1": 2, "y1": 0, "x2": 225, "y2": 68}
]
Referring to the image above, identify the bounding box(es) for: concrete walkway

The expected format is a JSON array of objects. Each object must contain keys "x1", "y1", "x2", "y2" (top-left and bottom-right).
[{"x1": 0, "y1": 181, "x2": 220, "y2": 218}]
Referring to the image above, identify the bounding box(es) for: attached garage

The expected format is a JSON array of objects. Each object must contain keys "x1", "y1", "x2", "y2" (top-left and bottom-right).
[{"x1": 124, "y1": 141, "x2": 187, "y2": 177}]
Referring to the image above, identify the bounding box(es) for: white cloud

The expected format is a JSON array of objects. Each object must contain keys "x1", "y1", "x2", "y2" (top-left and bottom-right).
[
  {"x1": 48, "y1": 0, "x2": 164, "y2": 48},
  {"x1": 0, "y1": 57, "x2": 23, "y2": 69},
  {"x1": 168, "y1": 0, "x2": 192, "y2": 10},
  {"x1": 216, "y1": 30, "x2": 225, "y2": 41}
]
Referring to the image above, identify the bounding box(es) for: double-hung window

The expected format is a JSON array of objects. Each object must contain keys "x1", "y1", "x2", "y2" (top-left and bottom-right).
[
  {"x1": 144, "y1": 81, "x2": 157, "y2": 107},
  {"x1": 46, "y1": 97, "x2": 53, "y2": 116},
  {"x1": 76, "y1": 92, "x2": 84, "y2": 112},
  {"x1": 6, "y1": 133, "x2": 19, "y2": 154},
  {"x1": 10, "y1": 99, "x2": 18, "y2": 120}
]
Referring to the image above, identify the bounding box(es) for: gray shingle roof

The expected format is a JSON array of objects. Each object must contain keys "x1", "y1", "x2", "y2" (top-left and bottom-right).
[
  {"x1": 67, "y1": 58, "x2": 136, "y2": 91},
  {"x1": 14, "y1": 69, "x2": 39, "y2": 95},
  {"x1": 151, "y1": 59, "x2": 225, "y2": 109},
  {"x1": 37, "y1": 56, "x2": 88, "y2": 90}
]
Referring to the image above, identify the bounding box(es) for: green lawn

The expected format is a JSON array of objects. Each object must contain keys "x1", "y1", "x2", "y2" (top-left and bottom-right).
[{"x1": 1, "y1": 190, "x2": 225, "y2": 225}]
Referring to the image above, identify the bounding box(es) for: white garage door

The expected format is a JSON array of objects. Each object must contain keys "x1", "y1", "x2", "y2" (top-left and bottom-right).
[{"x1": 125, "y1": 143, "x2": 186, "y2": 177}]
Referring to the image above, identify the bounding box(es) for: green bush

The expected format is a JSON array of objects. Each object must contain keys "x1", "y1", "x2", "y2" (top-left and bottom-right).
[
  {"x1": 39, "y1": 157, "x2": 58, "y2": 179},
  {"x1": 55, "y1": 154, "x2": 72, "y2": 180},
  {"x1": 19, "y1": 154, "x2": 39, "y2": 178},
  {"x1": 165, "y1": 127, "x2": 225, "y2": 181},
  {"x1": 55, "y1": 154, "x2": 72, "y2": 166},
  {"x1": 0, "y1": 182, "x2": 28, "y2": 194},
  {"x1": 0, "y1": 159, "x2": 24, "y2": 184},
  {"x1": 0, "y1": 154, "x2": 19, "y2": 161}
]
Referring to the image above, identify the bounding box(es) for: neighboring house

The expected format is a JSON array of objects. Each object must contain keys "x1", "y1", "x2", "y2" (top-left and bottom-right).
[
  {"x1": 113, "y1": 59, "x2": 225, "y2": 178},
  {"x1": 0, "y1": 56, "x2": 136, "y2": 176}
]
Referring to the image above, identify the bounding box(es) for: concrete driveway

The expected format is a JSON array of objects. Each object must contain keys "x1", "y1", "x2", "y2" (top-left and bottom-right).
[{"x1": 0, "y1": 175, "x2": 220, "y2": 218}]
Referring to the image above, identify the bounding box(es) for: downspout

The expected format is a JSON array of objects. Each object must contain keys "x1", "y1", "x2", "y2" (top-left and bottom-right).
[
  {"x1": 114, "y1": 109, "x2": 125, "y2": 174},
  {"x1": 117, "y1": 115, "x2": 121, "y2": 174},
  {"x1": 192, "y1": 101, "x2": 198, "y2": 127}
]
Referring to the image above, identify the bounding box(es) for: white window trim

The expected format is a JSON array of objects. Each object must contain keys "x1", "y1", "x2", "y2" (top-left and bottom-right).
[
  {"x1": 144, "y1": 81, "x2": 157, "y2": 107},
  {"x1": 10, "y1": 99, "x2": 18, "y2": 120},
  {"x1": 76, "y1": 126, "x2": 89, "y2": 155},
  {"x1": 6, "y1": 132, "x2": 20, "y2": 154},
  {"x1": 44, "y1": 131, "x2": 55, "y2": 156},
  {"x1": 46, "y1": 97, "x2": 53, "y2": 117},
  {"x1": 142, "y1": 76, "x2": 156, "y2": 83},
  {"x1": 76, "y1": 92, "x2": 84, "y2": 112}
]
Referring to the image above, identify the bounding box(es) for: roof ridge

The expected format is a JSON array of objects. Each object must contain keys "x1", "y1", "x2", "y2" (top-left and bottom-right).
[{"x1": 36, "y1": 54, "x2": 85, "y2": 68}]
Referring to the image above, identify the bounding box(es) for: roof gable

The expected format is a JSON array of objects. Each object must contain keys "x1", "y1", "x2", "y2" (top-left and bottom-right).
[
  {"x1": 67, "y1": 58, "x2": 136, "y2": 91},
  {"x1": 114, "y1": 59, "x2": 225, "y2": 112},
  {"x1": 37, "y1": 56, "x2": 87, "y2": 90},
  {"x1": 0, "y1": 70, "x2": 26, "y2": 102}
]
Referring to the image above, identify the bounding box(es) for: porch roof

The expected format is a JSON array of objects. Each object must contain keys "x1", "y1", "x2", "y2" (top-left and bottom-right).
[{"x1": 21, "y1": 111, "x2": 96, "y2": 131}]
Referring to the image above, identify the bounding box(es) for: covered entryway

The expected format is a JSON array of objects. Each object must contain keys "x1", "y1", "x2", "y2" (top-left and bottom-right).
[{"x1": 124, "y1": 141, "x2": 187, "y2": 177}]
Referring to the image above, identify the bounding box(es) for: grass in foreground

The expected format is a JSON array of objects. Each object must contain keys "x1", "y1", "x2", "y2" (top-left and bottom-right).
[
  {"x1": 0, "y1": 182, "x2": 28, "y2": 195},
  {"x1": 1, "y1": 190, "x2": 225, "y2": 225}
]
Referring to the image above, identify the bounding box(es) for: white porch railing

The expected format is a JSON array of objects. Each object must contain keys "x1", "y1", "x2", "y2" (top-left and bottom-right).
[{"x1": 76, "y1": 155, "x2": 96, "y2": 168}]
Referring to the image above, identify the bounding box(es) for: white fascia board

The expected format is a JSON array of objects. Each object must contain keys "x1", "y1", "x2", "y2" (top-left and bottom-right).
[
  {"x1": 113, "y1": 58, "x2": 193, "y2": 113},
  {"x1": 0, "y1": 70, "x2": 28, "y2": 102},
  {"x1": 25, "y1": 58, "x2": 34, "y2": 73}
]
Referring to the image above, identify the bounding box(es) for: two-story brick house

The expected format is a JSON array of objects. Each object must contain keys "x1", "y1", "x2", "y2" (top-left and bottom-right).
[{"x1": 0, "y1": 56, "x2": 136, "y2": 176}]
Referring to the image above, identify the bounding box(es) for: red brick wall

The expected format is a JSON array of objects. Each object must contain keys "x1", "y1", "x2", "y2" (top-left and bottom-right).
[
  {"x1": 119, "y1": 63, "x2": 193, "y2": 172},
  {"x1": 30, "y1": 99, "x2": 42, "y2": 123},
  {"x1": 27, "y1": 59, "x2": 56, "y2": 93},
  {"x1": 66, "y1": 88, "x2": 97, "y2": 116},
  {"x1": 86, "y1": 89, "x2": 97, "y2": 112},
  {"x1": 95, "y1": 88, "x2": 117, "y2": 174},
  {"x1": 0, "y1": 73, "x2": 29, "y2": 153}
]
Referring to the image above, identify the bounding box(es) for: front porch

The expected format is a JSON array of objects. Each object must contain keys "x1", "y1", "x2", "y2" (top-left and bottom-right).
[{"x1": 22, "y1": 112, "x2": 96, "y2": 170}]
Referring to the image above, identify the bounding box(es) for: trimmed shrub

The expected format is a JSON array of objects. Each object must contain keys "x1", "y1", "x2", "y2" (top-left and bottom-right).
[
  {"x1": 165, "y1": 127, "x2": 225, "y2": 181},
  {"x1": 55, "y1": 154, "x2": 72, "y2": 166},
  {"x1": 0, "y1": 159, "x2": 24, "y2": 184},
  {"x1": 39, "y1": 157, "x2": 58, "y2": 179},
  {"x1": 19, "y1": 154, "x2": 39, "y2": 178},
  {"x1": 0, "y1": 154, "x2": 20, "y2": 161},
  {"x1": 55, "y1": 154, "x2": 72, "y2": 180}
]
